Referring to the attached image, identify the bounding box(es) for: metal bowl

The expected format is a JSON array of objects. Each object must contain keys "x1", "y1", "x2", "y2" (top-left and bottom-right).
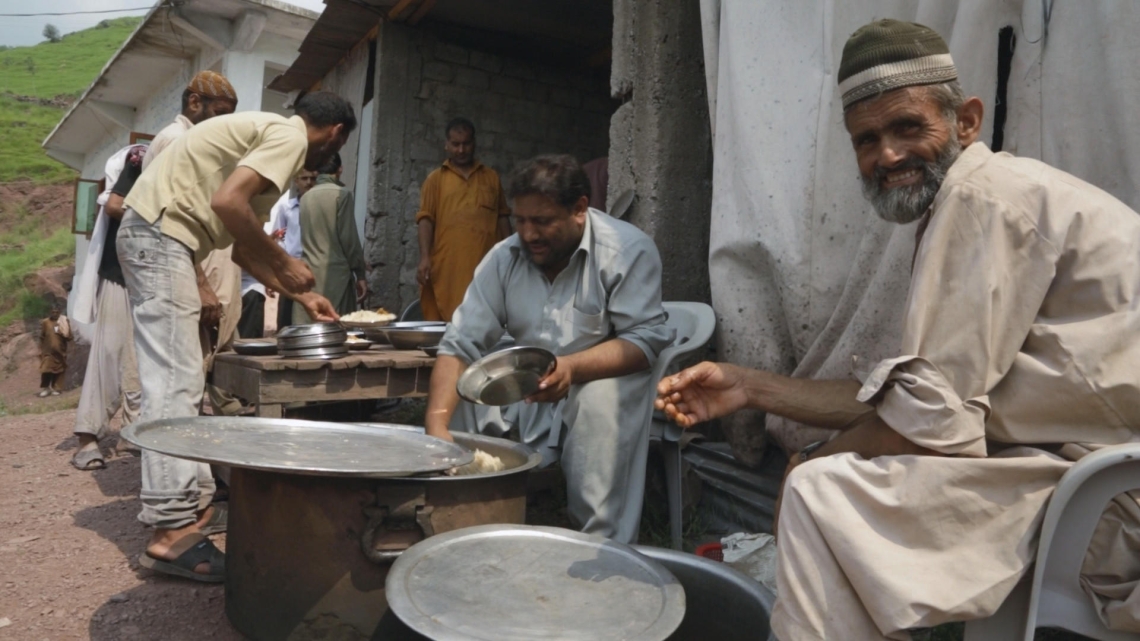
[
  {"x1": 232, "y1": 339, "x2": 278, "y2": 356},
  {"x1": 362, "y1": 321, "x2": 445, "y2": 344},
  {"x1": 456, "y1": 345, "x2": 557, "y2": 405},
  {"x1": 278, "y1": 344, "x2": 349, "y2": 360},
  {"x1": 339, "y1": 317, "x2": 396, "y2": 330},
  {"x1": 277, "y1": 322, "x2": 345, "y2": 338},
  {"x1": 420, "y1": 345, "x2": 439, "y2": 357},
  {"x1": 384, "y1": 326, "x2": 448, "y2": 350},
  {"x1": 277, "y1": 323, "x2": 347, "y2": 350},
  {"x1": 345, "y1": 338, "x2": 374, "y2": 351}
]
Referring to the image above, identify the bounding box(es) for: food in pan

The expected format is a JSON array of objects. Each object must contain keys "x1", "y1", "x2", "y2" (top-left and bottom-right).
[{"x1": 340, "y1": 308, "x2": 397, "y2": 323}]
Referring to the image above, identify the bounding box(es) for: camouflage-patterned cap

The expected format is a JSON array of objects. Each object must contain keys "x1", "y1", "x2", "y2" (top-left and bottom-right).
[{"x1": 187, "y1": 70, "x2": 237, "y2": 103}]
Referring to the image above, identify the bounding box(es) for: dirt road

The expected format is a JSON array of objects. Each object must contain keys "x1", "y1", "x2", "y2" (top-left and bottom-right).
[{"x1": 0, "y1": 409, "x2": 240, "y2": 641}]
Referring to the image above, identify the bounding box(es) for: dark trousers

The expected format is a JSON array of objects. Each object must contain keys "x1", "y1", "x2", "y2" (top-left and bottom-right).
[
  {"x1": 238, "y1": 290, "x2": 265, "y2": 339},
  {"x1": 40, "y1": 372, "x2": 60, "y2": 389},
  {"x1": 277, "y1": 297, "x2": 294, "y2": 332}
]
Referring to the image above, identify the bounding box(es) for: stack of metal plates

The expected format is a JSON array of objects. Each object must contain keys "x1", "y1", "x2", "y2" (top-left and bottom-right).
[{"x1": 276, "y1": 323, "x2": 348, "y2": 360}]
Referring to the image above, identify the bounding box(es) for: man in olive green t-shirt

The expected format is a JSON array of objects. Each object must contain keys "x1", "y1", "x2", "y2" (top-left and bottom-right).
[{"x1": 118, "y1": 91, "x2": 356, "y2": 582}]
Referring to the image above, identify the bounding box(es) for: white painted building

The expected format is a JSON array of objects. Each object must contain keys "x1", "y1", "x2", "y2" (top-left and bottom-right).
[{"x1": 41, "y1": 0, "x2": 317, "y2": 313}]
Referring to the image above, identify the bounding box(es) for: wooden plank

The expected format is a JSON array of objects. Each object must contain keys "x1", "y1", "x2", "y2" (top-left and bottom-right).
[
  {"x1": 212, "y1": 360, "x2": 263, "y2": 401},
  {"x1": 256, "y1": 403, "x2": 283, "y2": 418},
  {"x1": 257, "y1": 367, "x2": 395, "y2": 403}
]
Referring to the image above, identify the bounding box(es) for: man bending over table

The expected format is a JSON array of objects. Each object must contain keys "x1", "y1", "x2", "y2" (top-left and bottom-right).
[
  {"x1": 425, "y1": 154, "x2": 673, "y2": 544},
  {"x1": 118, "y1": 91, "x2": 355, "y2": 582},
  {"x1": 657, "y1": 19, "x2": 1140, "y2": 640}
]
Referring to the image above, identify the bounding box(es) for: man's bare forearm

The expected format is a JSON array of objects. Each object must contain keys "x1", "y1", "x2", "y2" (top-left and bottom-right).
[
  {"x1": 232, "y1": 243, "x2": 295, "y2": 298},
  {"x1": 425, "y1": 354, "x2": 467, "y2": 437},
  {"x1": 563, "y1": 338, "x2": 649, "y2": 385},
  {"x1": 811, "y1": 412, "x2": 940, "y2": 459},
  {"x1": 417, "y1": 219, "x2": 434, "y2": 259},
  {"x1": 105, "y1": 194, "x2": 126, "y2": 220},
  {"x1": 742, "y1": 371, "x2": 872, "y2": 430}
]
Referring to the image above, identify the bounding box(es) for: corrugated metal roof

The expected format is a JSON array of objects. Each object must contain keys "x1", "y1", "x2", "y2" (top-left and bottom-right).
[
  {"x1": 269, "y1": 0, "x2": 613, "y2": 93},
  {"x1": 268, "y1": 0, "x2": 382, "y2": 92}
]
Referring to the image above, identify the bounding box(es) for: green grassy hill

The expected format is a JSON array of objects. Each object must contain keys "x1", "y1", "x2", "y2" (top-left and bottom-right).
[
  {"x1": 0, "y1": 16, "x2": 142, "y2": 183},
  {"x1": 0, "y1": 17, "x2": 142, "y2": 328}
]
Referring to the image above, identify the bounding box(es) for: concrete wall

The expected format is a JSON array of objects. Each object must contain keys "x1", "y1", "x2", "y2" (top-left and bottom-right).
[
  {"x1": 608, "y1": 0, "x2": 713, "y2": 306},
  {"x1": 365, "y1": 21, "x2": 614, "y2": 313}
]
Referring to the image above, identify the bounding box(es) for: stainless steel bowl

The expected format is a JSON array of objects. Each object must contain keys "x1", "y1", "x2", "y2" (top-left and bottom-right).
[
  {"x1": 384, "y1": 326, "x2": 447, "y2": 350},
  {"x1": 456, "y1": 345, "x2": 557, "y2": 405},
  {"x1": 363, "y1": 321, "x2": 446, "y2": 343},
  {"x1": 232, "y1": 339, "x2": 278, "y2": 356},
  {"x1": 277, "y1": 323, "x2": 347, "y2": 350},
  {"x1": 277, "y1": 322, "x2": 344, "y2": 338},
  {"x1": 278, "y1": 344, "x2": 349, "y2": 360}
]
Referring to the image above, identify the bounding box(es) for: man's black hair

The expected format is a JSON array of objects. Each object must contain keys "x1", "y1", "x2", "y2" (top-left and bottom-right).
[
  {"x1": 506, "y1": 154, "x2": 590, "y2": 209},
  {"x1": 294, "y1": 91, "x2": 357, "y2": 134},
  {"x1": 181, "y1": 87, "x2": 213, "y2": 112},
  {"x1": 444, "y1": 117, "x2": 476, "y2": 139},
  {"x1": 317, "y1": 152, "x2": 342, "y2": 176}
]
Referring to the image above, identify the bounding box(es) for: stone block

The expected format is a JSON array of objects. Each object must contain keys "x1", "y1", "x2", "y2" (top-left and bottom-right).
[
  {"x1": 454, "y1": 67, "x2": 489, "y2": 89},
  {"x1": 469, "y1": 50, "x2": 504, "y2": 73},
  {"x1": 582, "y1": 93, "x2": 616, "y2": 114},
  {"x1": 411, "y1": 140, "x2": 442, "y2": 163},
  {"x1": 524, "y1": 82, "x2": 550, "y2": 103},
  {"x1": 434, "y1": 42, "x2": 469, "y2": 65},
  {"x1": 422, "y1": 61, "x2": 454, "y2": 83},
  {"x1": 610, "y1": 0, "x2": 636, "y2": 99},
  {"x1": 490, "y1": 75, "x2": 526, "y2": 98},
  {"x1": 536, "y1": 66, "x2": 567, "y2": 87},
  {"x1": 549, "y1": 86, "x2": 582, "y2": 109},
  {"x1": 415, "y1": 80, "x2": 436, "y2": 101},
  {"x1": 501, "y1": 58, "x2": 536, "y2": 80},
  {"x1": 482, "y1": 116, "x2": 512, "y2": 134}
]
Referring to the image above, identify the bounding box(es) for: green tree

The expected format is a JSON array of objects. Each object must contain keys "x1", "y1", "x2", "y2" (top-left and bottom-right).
[{"x1": 42, "y1": 24, "x2": 61, "y2": 43}]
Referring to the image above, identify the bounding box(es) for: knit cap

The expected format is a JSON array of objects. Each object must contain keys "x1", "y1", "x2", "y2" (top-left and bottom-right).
[
  {"x1": 187, "y1": 70, "x2": 238, "y2": 103},
  {"x1": 838, "y1": 19, "x2": 957, "y2": 109}
]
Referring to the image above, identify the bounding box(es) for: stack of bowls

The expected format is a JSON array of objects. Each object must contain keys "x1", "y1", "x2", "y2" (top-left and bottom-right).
[{"x1": 276, "y1": 323, "x2": 348, "y2": 360}]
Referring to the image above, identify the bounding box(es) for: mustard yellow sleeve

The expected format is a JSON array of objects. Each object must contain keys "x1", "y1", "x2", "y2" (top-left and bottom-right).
[{"x1": 414, "y1": 170, "x2": 440, "y2": 224}]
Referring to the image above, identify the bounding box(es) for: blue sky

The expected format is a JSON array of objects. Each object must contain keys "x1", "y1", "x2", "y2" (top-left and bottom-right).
[{"x1": 0, "y1": 0, "x2": 326, "y2": 48}]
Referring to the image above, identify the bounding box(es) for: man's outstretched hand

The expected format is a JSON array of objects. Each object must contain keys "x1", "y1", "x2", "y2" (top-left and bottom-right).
[
  {"x1": 295, "y1": 292, "x2": 339, "y2": 323},
  {"x1": 655, "y1": 361, "x2": 752, "y2": 428}
]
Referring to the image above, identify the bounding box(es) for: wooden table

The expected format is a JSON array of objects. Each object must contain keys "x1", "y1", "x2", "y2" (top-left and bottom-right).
[{"x1": 212, "y1": 346, "x2": 436, "y2": 418}]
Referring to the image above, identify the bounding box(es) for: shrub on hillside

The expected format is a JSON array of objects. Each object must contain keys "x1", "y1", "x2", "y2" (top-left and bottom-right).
[{"x1": 42, "y1": 24, "x2": 61, "y2": 44}]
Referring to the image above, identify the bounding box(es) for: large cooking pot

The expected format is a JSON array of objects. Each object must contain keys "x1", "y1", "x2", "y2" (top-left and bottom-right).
[
  {"x1": 366, "y1": 544, "x2": 776, "y2": 641},
  {"x1": 224, "y1": 428, "x2": 541, "y2": 641}
]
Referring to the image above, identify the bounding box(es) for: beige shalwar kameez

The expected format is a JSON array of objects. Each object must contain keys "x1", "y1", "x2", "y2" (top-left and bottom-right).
[{"x1": 771, "y1": 143, "x2": 1140, "y2": 640}]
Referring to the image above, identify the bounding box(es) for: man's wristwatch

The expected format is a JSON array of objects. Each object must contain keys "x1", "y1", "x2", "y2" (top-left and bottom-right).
[{"x1": 798, "y1": 440, "x2": 827, "y2": 465}]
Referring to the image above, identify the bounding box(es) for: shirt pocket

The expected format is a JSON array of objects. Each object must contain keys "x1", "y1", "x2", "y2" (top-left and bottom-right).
[{"x1": 570, "y1": 306, "x2": 608, "y2": 337}]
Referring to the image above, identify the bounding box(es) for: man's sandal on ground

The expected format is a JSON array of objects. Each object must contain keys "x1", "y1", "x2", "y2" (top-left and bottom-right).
[
  {"x1": 70, "y1": 447, "x2": 106, "y2": 471},
  {"x1": 139, "y1": 536, "x2": 224, "y2": 583},
  {"x1": 199, "y1": 502, "x2": 228, "y2": 536}
]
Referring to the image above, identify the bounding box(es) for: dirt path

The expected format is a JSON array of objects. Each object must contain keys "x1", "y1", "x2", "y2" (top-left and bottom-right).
[{"x1": 0, "y1": 409, "x2": 240, "y2": 641}]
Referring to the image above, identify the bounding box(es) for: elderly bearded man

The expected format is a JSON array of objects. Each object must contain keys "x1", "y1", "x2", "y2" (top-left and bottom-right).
[
  {"x1": 119, "y1": 91, "x2": 354, "y2": 582},
  {"x1": 426, "y1": 154, "x2": 673, "y2": 544},
  {"x1": 657, "y1": 19, "x2": 1140, "y2": 639}
]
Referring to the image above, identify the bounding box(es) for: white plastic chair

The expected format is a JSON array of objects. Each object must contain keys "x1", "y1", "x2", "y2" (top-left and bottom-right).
[
  {"x1": 400, "y1": 298, "x2": 423, "y2": 322},
  {"x1": 964, "y1": 443, "x2": 1140, "y2": 641},
  {"x1": 647, "y1": 301, "x2": 717, "y2": 550}
]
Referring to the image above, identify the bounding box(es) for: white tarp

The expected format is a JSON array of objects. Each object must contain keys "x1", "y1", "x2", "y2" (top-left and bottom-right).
[{"x1": 701, "y1": 0, "x2": 1140, "y2": 458}]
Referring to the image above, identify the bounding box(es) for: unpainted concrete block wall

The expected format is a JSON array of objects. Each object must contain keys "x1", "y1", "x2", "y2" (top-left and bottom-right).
[
  {"x1": 365, "y1": 22, "x2": 614, "y2": 313},
  {"x1": 607, "y1": 0, "x2": 713, "y2": 306}
]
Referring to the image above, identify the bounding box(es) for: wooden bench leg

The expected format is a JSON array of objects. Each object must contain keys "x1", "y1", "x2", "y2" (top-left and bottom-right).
[{"x1": 256, "y1": 403, "x2": 283, "y2": 418}]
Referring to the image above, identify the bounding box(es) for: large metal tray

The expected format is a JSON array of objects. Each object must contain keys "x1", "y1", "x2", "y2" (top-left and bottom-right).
[
  {"x1": 456, "y1": 345, "x2": 557, "y2": 405},
  {"x1": 120, "y1": 417, "x2": 473, "y2": 477},
  {"x1": 278, "y1": 344, "x2": 348, "y2": 359},
  {"x1": 386, "y1": 524, "x2": 686, "y2": 641}
]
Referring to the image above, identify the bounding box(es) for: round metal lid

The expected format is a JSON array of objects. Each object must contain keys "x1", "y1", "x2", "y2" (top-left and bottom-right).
[
  {"x1": 386, "y1": 524, "x2": 686, "y2": 641},
  {"x1": 120, "y1": 418, "x2": 473, "y2": 477},
  {"x1": 277, "y1": 322, "x2": 345, "y2": 339}
]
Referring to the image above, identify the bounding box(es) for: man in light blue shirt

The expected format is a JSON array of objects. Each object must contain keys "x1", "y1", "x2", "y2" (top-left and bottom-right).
[
  {"x1": 427, "y1": 154, "x2": 673, "y2": 543},
  {"x1": 267, "y1": 168, "x2": 317, "y2": 330}
]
